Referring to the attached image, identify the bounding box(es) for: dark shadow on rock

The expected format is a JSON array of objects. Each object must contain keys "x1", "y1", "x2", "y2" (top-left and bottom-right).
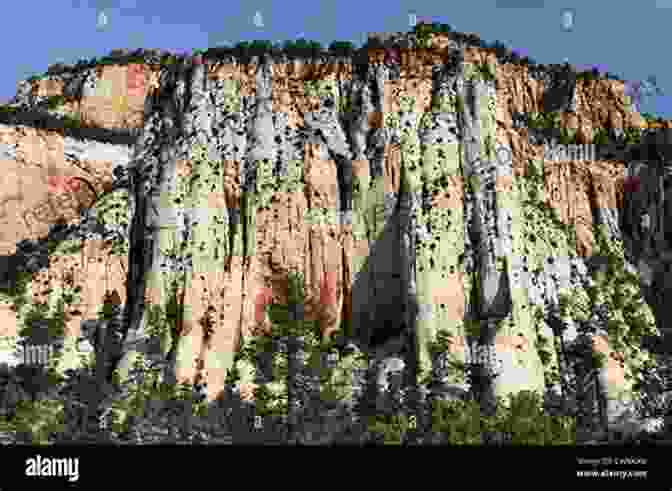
[
  {"x1": 542, "y1": 70, "x2": 576, "y2": 114},
  {"x1": 0, "y1": 109, "x2": 140, "y2": 145},
  {"x1": 478, "y1": 266, "x2": 512, "y2": 320},
  {"x1": 0, "y1": 221, "x2": 73, "y2": 294},
  {"x1": 349, "y1": 204, "x2": 414, "y2": 354},
  {"x1": 617, "y1": 154, "x2": 672, "y2": 334}
]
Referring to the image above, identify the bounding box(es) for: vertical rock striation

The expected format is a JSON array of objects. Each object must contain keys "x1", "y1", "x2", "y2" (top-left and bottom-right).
[{"x1": 0, "y1": 33, "x2": 670, "y2": 430}]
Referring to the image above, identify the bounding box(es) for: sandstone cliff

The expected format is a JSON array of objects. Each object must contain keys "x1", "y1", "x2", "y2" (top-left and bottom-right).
[{"x1": 1, "y1": 30, "x2": 671, "y2": 434}]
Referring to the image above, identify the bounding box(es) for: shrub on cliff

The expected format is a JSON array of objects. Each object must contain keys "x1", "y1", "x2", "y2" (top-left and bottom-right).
[
  {"x1": 328, "y1": 41, "x2": 355, "y2": 56},
  {"x1": 412, "y1": 22, "x2": 434, "y2": 48},
  {"x1": 18, "y1": 300, "x2": 67, "y2": 356},
  {"x1": 239, "y1": 40, "x2": 274, "y2": 56},
  {"x1": 593, "y1": 127, "x2": 610, "y2": 146},
  {"x1": 281, "y1": 39, "x2": 323, "y2": 57},
  {"x1": 97, "y1": 56, "x2": 119, "y2": 67},
  {"x1": 576, "y1": 68, "x2": 601, "y2": 82},
  {"x1": 45, "y1": 95, "x2": 66, "y2": 110},
  {"x1": 0, "y1": 268, "x2": 31, "y2": 313},
  {"x1": 0, "y1": 229, "x2": 217, "y2": 444},
  {"x1": 46, "y1": 63, "x2": 69, "y2": 75},
  {"x1": 0, "y1": 294, "x2": 74, "y2": 443},
  {"x1": 431, "y1": 391, "x2": 576, "y2": 444},
  {"x1": 558, "y1": 127, "x2": 578, "y2": 145},
  {"x1": 61, "y1": 113, "x2": 83, "y2": 130},
  {"x1": 475, "y1": 62, "x2": 496, "y2": 82},
  {"x1": 232, "y1": 269, "x2": 368, "y2": 443},
  {"x1": 368, "y1": 364, "x2": 578, "y2": 444},
  {"x1": 555, "y1": 225, "x2": 662, "y2": 434},
  {"x1": 621, "y1": 127, "x2": 642, "y2": 146}
]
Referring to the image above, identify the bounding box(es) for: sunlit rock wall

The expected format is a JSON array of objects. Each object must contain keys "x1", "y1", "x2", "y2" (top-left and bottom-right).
[{"x1": 0, "y1": 33, "x2": 669, "y2": 424}]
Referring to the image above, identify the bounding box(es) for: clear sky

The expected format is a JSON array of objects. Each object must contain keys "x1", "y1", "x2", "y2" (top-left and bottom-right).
[{"x1": 2, "y1": 0, "x2": 671, "y2": 117}]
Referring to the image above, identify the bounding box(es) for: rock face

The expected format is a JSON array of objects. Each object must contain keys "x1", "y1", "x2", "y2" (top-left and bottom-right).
[
  {"x1": 0, "y1": 125, "x2": 132, "y2": 374},
  {"x1": 1, "y1": 32, "x2": 671, "y2": 431}
]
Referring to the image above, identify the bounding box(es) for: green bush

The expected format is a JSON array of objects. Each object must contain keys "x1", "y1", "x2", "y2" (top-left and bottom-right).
[
  {"x1": 278, "y1": 39, "x2": 323, "y2": 55},
  {"x1": 62, "y1": 113, "x2": 82, "y2": 129},
  {"x1": 45, "y1": 95, "x2": 66, "y2": 110},
  {"x1": 328, "y1": 41, "x2": 355, "y2": 54},
  {"x1": 431, "y1": 391, "x2": 576, "y2": 444},
  {"x1": 413, "y1": 22, "x2": 452, "y2": 37},
  {"x1": 0, "y1": 268, "x2": 31, "y2": 312},
  {"x1": 593, "y1": 127, "x2": 610, "y2": 146},
  {"x1": 367, "y1": 413, "x2": 412, "y2": 444},
  {"x1": 476, "y1": 62, "x2": 496, "y2": 82},
  {"x1": 528, "y1": 111, "x2": 561, "y2": 130},
  {"x1": 18, "y1": 299, "x2": 67, "y2": 348},
  {"x1": 412, "y1": 22, "x2": 438, "y2": 48},
  {"x1": 161, "y1": 54, "x2": 176, "y2": 65},
  {"x1": 248, "y1": 40, "x2": 274, "y2": 53},
  {"x1": 339, "y1": 92, "x2": 353, "y2": 114},
  {"x1": 126, "y1": 56, "x2": 146, "y2": 65},
  {"x1": 288, "y1": 39, "x2": 322, "y2": 54},
  {"x1": 98, "y1": 57, "x2": 118, "y2": 66},
  {"x1": 558, "y1": 127, "x2": 577, "y2": 145},
  {"x1": 622, "y1": 126, "x2": 642, "y2": 145},
  {"x1": 436, "y1": 23, "x2": 452, "y2": 33},
  {"x1": 1, "y1": 398, "x2": 66, "y2": 444},
  {"x1": 0, "y1": 284, "x2": 218, "y2": 445},
  {"x1": 577, "y1": 69, "x2": 600, "y2": 82},
  {"x1": 454, "y1": 94, "x2": 465, "y2": 115},
  {"x1": 430, "y1": 398, "x2": 485, "y2": 444},
  {"x1": 0, "y1": 105, "x2": 18, "y2": 116}
]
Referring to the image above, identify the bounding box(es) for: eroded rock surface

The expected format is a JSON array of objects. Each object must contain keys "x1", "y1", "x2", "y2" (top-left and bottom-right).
[{"x1": 1, "y1": 32, "x2": 671, "y2": 432}]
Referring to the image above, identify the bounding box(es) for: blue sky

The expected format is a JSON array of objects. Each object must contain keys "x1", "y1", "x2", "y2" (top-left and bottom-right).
[{"x1": 2, "y1": 0, "x2": 671, "y2": 117}]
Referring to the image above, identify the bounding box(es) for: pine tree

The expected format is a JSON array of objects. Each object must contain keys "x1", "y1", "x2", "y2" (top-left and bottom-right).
[{"x1": 235, "y1": 269, "x2": 370, "y2": 443}]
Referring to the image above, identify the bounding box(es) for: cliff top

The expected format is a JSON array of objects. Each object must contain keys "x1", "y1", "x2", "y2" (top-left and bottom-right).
[
  {"x1": 14, "y1": 24, "x2": 637, "y2": 88},
  {"x1": 2, "y1": 22, "x2": 671, "y2": 152}
]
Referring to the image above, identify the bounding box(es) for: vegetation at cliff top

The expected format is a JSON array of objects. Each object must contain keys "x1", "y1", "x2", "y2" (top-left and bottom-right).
[
  {"x1": 22, "y1": 21, "x2": 644, "y2": 90},
  {"x1": 24, "y1": 36, "x2": 667, "y2": 116}
]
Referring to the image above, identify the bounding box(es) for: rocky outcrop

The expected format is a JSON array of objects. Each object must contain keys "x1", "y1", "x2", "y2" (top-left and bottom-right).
[
  {"x1": 0, "y1": 125, "x2": 132, "y2": 374},
  {"x1": 1, "y1": 31, "x2": 671, "y2": 433}
]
